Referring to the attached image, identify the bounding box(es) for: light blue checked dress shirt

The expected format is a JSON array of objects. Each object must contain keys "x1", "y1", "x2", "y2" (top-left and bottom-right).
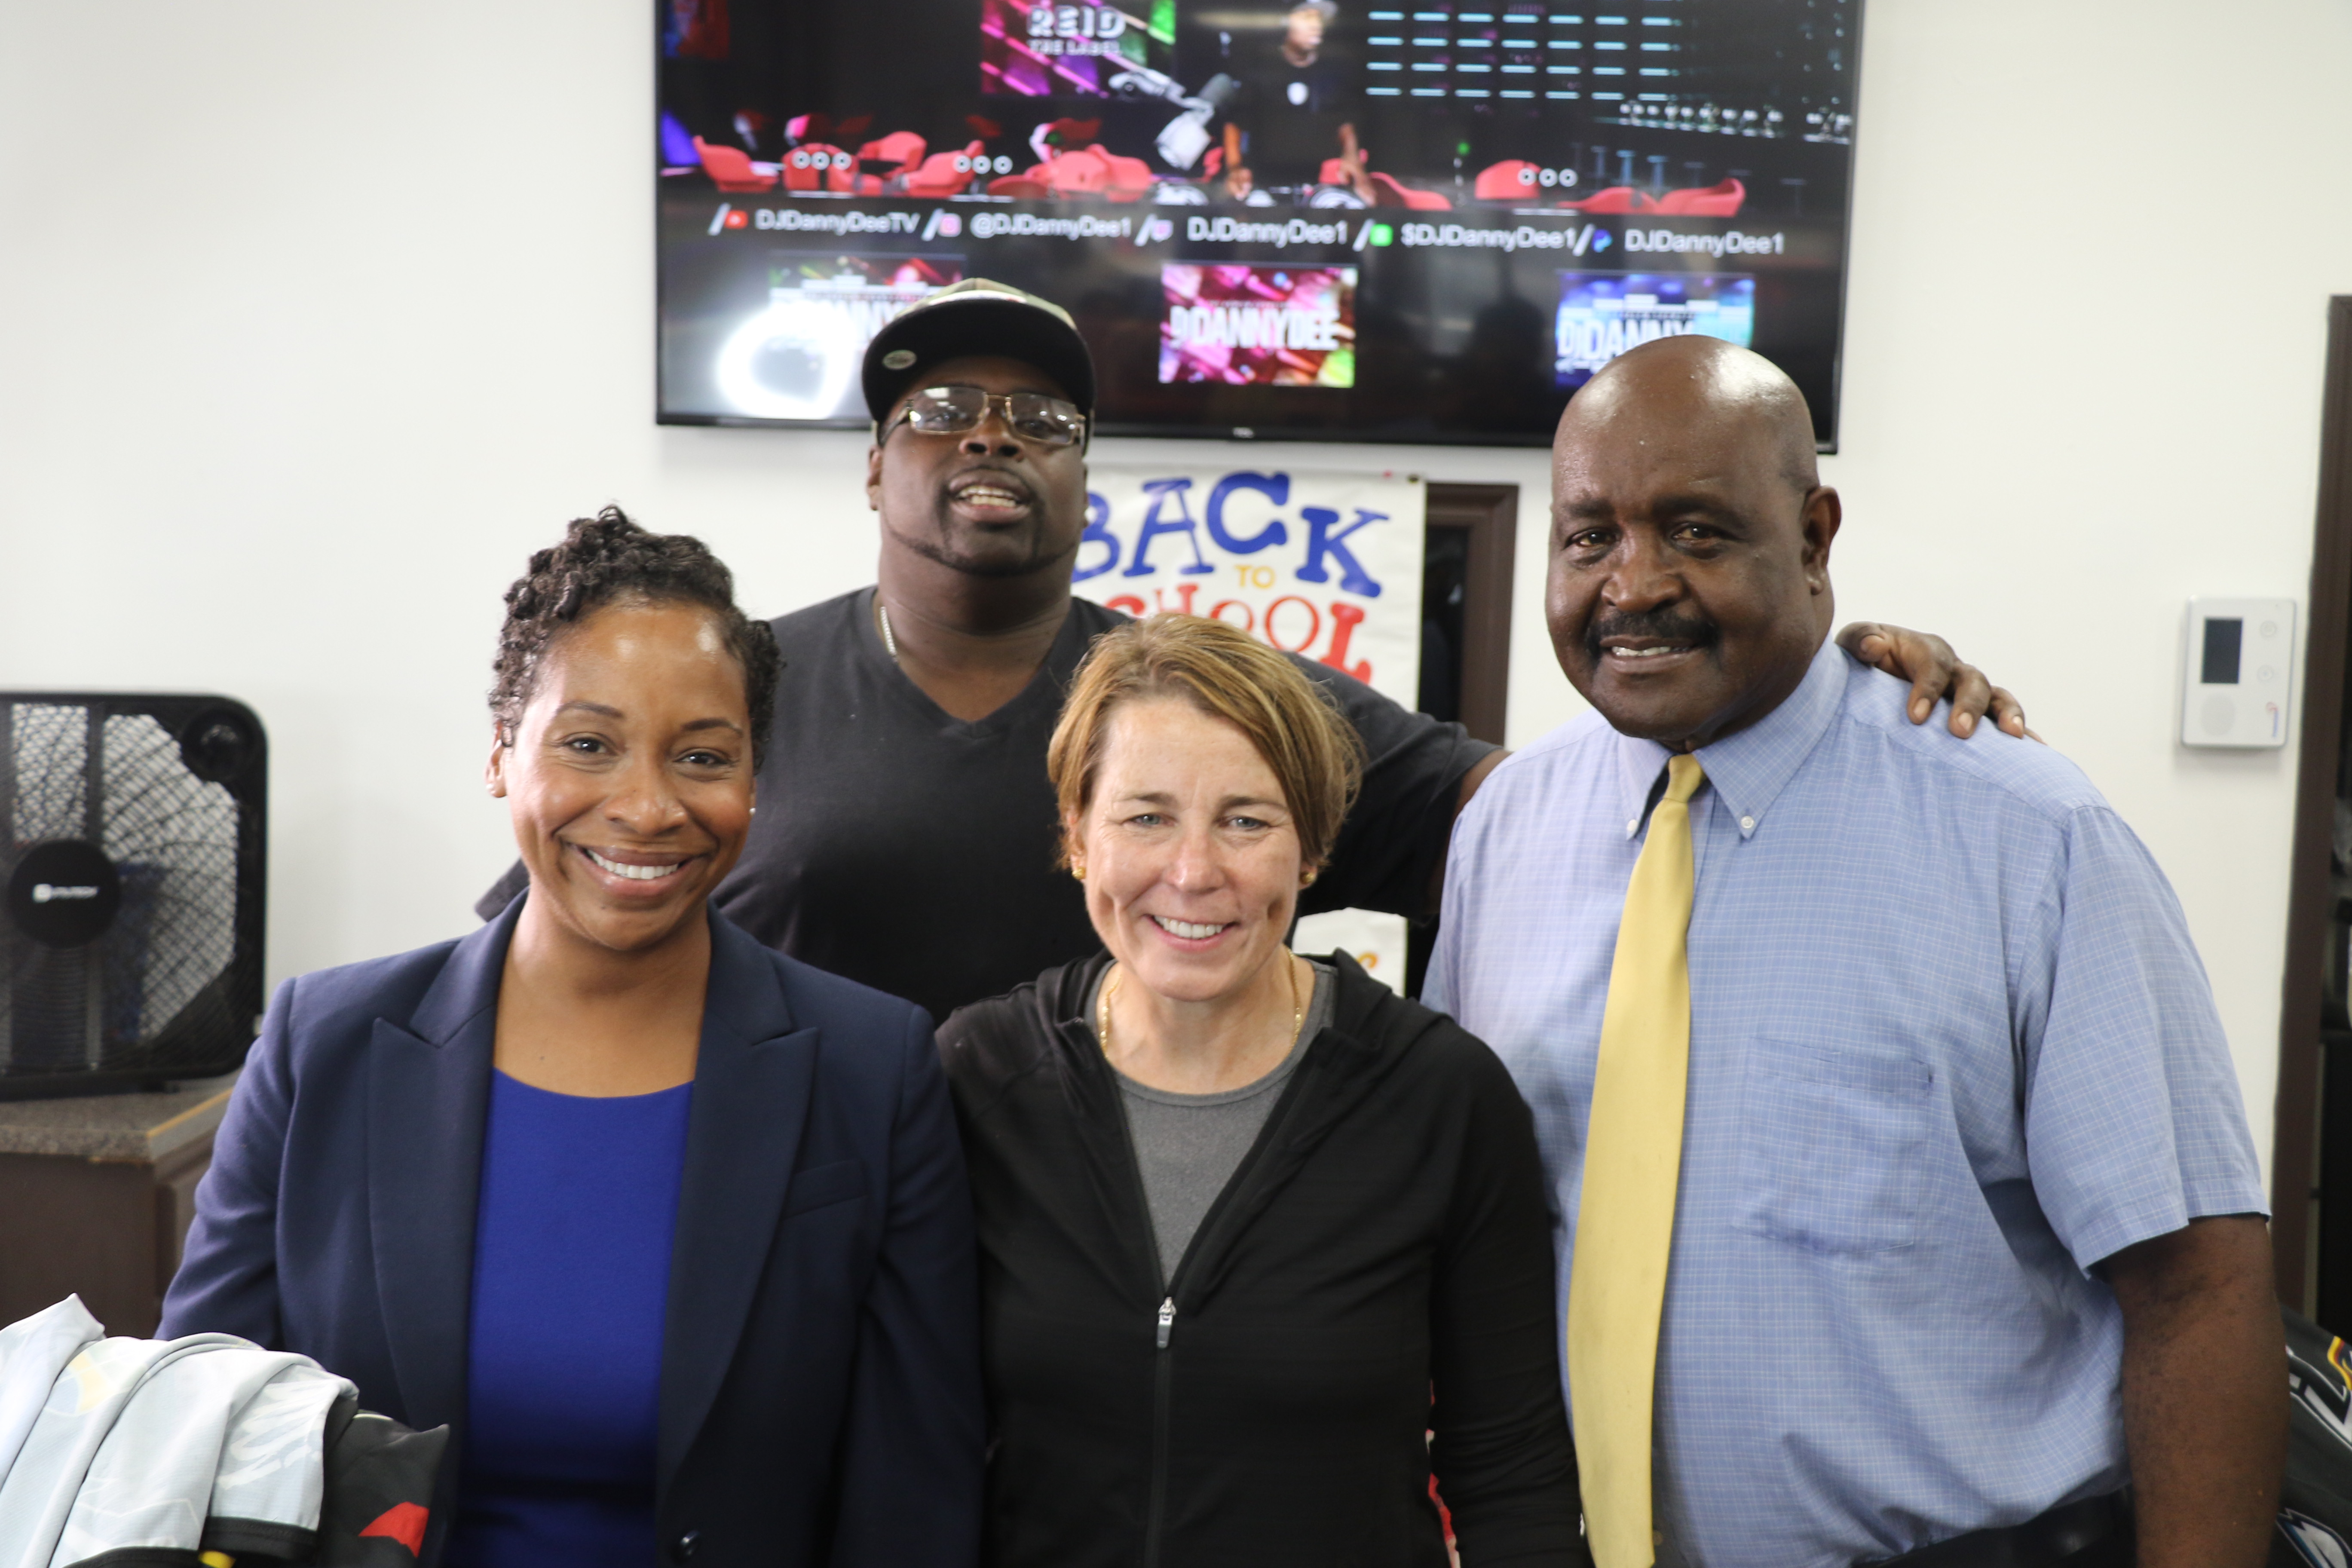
[{"x1": 1427, "y1": 642, "x2": 2266, "y2": 1568}]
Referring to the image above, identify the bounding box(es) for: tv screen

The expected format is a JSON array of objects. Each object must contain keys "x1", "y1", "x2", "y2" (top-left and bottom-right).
[{"x1": 656, "y1": 0, "x2": 1858, "y2": 447}]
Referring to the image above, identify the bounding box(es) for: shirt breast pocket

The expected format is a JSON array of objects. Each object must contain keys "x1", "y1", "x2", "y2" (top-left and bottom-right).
[{"x1": 1730, "y1": 1034, "x2": 1932, "y2": 1256}]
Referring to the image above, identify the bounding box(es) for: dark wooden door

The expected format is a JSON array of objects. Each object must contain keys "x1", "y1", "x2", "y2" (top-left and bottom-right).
[
  {"x1": 2275, "y1": 297, "x2": 2352, "y2": 1321},
  {"x1": 1408, "y1": 483, "x2": 1518, "y2": 998}
]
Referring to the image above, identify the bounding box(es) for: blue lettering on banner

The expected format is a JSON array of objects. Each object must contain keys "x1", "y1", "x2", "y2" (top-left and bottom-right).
[
  {"x1": 1294, "y1": 507, "x2": 1387, "y2": 596},
  {"x1": 1124, "y1": 478, "x2": 1217, "y2": 577},
  {"x1": 1204, "y1": 471, "x2": 1291, "y2": 554},
  {"x1": 1073, "y1": 490, "x2": 1120, "y2": 581}
]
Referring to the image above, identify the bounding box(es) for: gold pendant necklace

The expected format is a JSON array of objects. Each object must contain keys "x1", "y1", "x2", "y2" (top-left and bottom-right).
[{"x1": 1099, "y1": 952, "x2": 1305, "y2": 1063}]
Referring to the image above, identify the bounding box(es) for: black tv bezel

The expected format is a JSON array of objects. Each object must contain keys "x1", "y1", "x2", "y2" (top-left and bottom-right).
[{"x1": 650, "y1": 0, "x2": 1863, "y2": 454}]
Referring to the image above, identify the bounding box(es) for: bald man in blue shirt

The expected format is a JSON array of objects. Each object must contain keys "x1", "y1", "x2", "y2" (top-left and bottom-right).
[{"x1": 1429, "y1": 336, "x2": 2284, "y2": 1568}]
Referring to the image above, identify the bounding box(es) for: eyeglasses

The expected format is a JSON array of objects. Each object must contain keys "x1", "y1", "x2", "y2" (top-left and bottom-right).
[{"x1": 884, "y1": 386, "x2": 1088, "y2": 448}]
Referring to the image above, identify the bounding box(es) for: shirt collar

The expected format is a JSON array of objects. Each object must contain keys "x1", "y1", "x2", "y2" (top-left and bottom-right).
[
  {"x1": 1611, "y1": 638, "x2": 1850, "y2": 841},
  {"x1": 1611, "y1": 732, "x2": 1675, "y2": 840}
]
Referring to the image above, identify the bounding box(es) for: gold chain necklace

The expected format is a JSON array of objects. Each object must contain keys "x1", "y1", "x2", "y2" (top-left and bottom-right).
[{"x1": 1099, "y1": 952, "x2": 1305, "y2": 1065}]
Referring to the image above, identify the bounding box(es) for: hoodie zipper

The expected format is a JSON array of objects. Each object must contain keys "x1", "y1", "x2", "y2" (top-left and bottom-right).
[
  {"x1": 1080, "y1": 959, "x2": 1345, "y2": 1568},
  {"x1": 1143, "y1": 1295, "x2": 1176, "y2": 1568},
  {"x1": 1128, "y1": 1054, "x2": 1328, "y2": 1568}
]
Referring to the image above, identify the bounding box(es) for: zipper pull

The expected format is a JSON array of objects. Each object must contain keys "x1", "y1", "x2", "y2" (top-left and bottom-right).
[{"x1": 1156, "y1": 1297, "x2": 1176, "y2": 1349}]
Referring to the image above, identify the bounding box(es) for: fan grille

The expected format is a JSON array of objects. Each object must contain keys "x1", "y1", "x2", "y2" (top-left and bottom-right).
[{"x1": 3, "y1": 701, "x2": 247, "y2": 1078}]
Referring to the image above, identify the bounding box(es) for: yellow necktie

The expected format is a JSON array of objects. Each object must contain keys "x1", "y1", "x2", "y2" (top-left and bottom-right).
[{"x1": 1568, "y1": 752, "x2": 1705, "y2": 1568}]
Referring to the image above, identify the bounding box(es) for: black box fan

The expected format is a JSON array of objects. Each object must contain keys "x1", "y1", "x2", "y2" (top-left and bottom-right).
[{"x1": 0, "y1": 694, "x2": 266, "y2": 1099}]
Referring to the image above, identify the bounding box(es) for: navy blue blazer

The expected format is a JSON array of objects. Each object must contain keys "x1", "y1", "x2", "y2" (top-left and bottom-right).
[{"x1": 161, "y1": 898, "x2": 983, "y2": 1568}]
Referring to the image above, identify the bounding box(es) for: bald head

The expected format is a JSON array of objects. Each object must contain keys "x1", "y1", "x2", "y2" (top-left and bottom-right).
[
  {"x1": 1545, "y1": 336, "x2": 1841, "y2": 750},
  {"x1": 1563, "y1": 335, "x2": 1819, "y2": 500}
]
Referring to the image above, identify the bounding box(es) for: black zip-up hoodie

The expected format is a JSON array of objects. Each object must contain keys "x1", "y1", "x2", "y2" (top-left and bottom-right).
[{"x1": 938, "y1": 950, "x2": 1589, "y2": 1568}]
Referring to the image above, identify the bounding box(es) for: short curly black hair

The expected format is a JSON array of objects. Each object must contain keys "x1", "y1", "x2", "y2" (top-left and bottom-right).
[{"x1": 491, "y1": 507, "x2": 782, "y2": 768}]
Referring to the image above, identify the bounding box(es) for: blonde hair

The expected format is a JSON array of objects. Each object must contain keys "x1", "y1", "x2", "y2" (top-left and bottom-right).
[{"x1": 1047, "y1": 614, "x2": 1365, "y2": 871}]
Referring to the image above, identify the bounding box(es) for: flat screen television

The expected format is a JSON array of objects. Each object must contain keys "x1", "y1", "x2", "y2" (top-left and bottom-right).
[{"x1": 655, "y1": 0, "x2": 1858, "y2": 447}]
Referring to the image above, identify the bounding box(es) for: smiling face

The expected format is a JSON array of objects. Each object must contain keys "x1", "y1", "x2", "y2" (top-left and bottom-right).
[
  {"x1": 487, "y1": 598, "x2": 756, "y2": 955},
  {"x1": 1547, "y1": 337, "x2": 1839, "y2": 750},
  {"x1": 1070, "y1": 696, "x2": 1307, "y2": 1006},
  {"x1": 1286, "y1": 4, "x2": 1326, "y2": 52},
  {"x1": 864, "y1": 353, "x2": 1089, "y2": 581}
]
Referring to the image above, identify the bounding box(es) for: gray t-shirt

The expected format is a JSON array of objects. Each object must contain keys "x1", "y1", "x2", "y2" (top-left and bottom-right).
[{"x1": 1087, "y1": 960, "x2": 1336, "y2": 1286}]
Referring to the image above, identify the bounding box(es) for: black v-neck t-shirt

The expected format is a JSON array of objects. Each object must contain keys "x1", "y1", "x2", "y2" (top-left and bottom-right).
[{"x1": 479, "y1": 589, "x2": 1496, "y2": 1023}]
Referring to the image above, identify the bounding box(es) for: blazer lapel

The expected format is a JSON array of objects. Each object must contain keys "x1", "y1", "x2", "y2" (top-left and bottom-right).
[
  {"x1": 366, "y1": 901, "x2": 514, "y2": 1431},
  {"x1": 657, "y1": 915, "x2": 817, "y2": 1488}
]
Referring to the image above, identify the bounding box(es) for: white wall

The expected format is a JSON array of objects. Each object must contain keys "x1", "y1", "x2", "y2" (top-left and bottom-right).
[
  {"x1": 2, "y1": 0, "x2": 2339, "y2": 1177},
  {"x1": 1819, "y1": 0, "x2": 2352, "y2": 1185}
]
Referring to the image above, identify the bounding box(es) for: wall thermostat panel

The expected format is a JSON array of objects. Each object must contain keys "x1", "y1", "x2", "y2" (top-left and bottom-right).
[{"x1": 2180, "y1": 597, "x2": 2295, "y2": 748}]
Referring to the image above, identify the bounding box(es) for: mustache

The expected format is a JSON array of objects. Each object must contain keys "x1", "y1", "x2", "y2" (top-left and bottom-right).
[{"x1": 1585, "y1": 608, "x2": 1720, "y2": 661}]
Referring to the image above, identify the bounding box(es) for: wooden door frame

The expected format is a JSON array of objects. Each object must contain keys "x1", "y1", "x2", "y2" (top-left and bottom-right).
[
  {"x1": 2274, "y1": 296, "x2": 2352, "y2": 1308},
  {"x1": 1425, "y1": 482, "x2": 1519, "y2": 747}
]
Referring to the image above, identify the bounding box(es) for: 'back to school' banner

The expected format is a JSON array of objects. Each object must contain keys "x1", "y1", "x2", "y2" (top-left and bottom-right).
[
  {"x1": 1071, "y1": 466, "x2": 1424, "y2": 712},
  {"x1": 1073, "y1": 466, "x2": 1426, "y2": 988}
]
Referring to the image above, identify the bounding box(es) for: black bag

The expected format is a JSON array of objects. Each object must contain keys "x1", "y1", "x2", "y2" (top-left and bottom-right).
[
  {"x1": 312, "y1": 1395, "x2": 450, "y2": 1565},
  {"x1": 2275, "y1": 1305, "x2": 2352, "y2": 1566},
  {"x1": 185, "y1": 1394, "x2": 449, "y2": 1567}
]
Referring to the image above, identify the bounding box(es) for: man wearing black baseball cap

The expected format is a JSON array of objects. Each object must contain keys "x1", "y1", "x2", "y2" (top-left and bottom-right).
[
  {"x1": 741, "y1": 274, "x2": 1512, "y2": 1022},
  {"x1": 481, "y1": 279, "x2": 2022, "y2": 1023},
  {"x1": 861, "y1": 278, "x2": 1097, "y2": 436}
]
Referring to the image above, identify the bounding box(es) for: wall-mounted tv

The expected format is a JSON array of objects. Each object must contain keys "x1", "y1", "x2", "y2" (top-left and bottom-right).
[{"x1": 656, "y1": 0, "x2": 1858, "y2": 447}]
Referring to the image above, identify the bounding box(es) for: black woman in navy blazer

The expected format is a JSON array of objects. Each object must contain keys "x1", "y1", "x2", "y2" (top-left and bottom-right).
[
  {"x1": 161, "y1": 514, "x2": 982, "y2": 1568},
  {"x1": 162, "y1": 899, "x2": 982, "y2": 1567}
]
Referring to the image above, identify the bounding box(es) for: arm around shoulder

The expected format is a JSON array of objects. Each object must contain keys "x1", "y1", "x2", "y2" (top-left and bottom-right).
[
  {"x1": 158, "y1": 977, "x2": 300, "y2": 1346},
  {"x1": 1302, "y1": 658, "x2": 1502, "y2": 920},
  {"x1": 825, "y1": 1002, "x2": 984, "y2": 1567}
]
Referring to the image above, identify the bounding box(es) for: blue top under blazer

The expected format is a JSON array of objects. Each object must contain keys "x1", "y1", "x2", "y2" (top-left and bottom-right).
[{"x1": 161, "y1": 897, "x2": 985, "y2": 1568}]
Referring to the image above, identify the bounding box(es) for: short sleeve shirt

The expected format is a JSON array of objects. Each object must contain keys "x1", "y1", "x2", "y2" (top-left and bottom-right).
[
  {"x1": 1427, "y1": 643, "x2": 2267, "y2": 1567},
  {"x1": 705, "y1": 591, "x2": 1493, "y2": 1022}
]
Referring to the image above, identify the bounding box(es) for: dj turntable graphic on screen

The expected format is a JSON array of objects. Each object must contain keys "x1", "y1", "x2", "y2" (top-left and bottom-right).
[{"x1": 655, "y1": 0, "x2": 1861, "y2": 444}]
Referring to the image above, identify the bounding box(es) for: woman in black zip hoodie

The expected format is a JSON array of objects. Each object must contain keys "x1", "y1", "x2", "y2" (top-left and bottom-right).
[{"x1": 937, "y1": 614, "x2": 1587, "y2": 1568}]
